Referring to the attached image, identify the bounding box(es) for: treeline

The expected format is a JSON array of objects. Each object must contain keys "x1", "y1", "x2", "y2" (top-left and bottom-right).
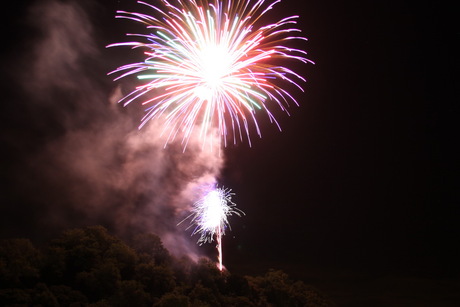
[{"x1": 0, "y1": 226, "x2": 333, "y2": 306}]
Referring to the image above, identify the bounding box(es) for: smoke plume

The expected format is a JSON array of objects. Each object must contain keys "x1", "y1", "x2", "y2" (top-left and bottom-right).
[{"x1": 2, "y1": 0, "x2": 223, "y2": 259}]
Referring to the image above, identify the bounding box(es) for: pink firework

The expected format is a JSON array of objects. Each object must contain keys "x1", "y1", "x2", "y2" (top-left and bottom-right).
[{"x1": 109, "y1": 0, "x2": 313, "y2": 149}]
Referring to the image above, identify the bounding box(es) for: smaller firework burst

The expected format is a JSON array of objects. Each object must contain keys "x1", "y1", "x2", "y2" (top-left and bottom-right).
[{"x1": 180, "y1": 185, "x2": 244, "y2": 270}]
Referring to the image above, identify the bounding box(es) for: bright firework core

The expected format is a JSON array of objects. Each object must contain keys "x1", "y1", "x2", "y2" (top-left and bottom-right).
[
  {"x1": 195, "y1": 44, "x2": 232, "y2": 100},
  {"x1": 200, "y1": 190, "x2": 228, "y2": 230}
]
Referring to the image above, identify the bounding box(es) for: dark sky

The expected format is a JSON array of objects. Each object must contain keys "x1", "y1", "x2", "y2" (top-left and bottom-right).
[{"x1": 1, "y1": 0, "x2": 458, "y2": 305}]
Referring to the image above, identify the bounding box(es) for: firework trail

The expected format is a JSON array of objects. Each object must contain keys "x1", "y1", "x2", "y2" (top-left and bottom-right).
[
  {"x1": 108, "y1": 0, "x2": 313, "y2": 149},
  {"x1": 179, "y1": 186, "x2": 244, "y2": 271}
]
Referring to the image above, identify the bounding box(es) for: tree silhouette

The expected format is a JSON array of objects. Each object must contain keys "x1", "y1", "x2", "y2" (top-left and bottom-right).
[
  {"x1": 0, "y1": 238, "x2": 42, "y2": 288},
  {"x1": 0, "y1": 226, "x2": 334, "y2": 306}
]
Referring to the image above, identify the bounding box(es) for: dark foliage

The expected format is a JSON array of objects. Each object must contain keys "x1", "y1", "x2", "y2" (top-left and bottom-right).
[{"x1": 0, "y1": 226, "x2": 333, "y2": 306}]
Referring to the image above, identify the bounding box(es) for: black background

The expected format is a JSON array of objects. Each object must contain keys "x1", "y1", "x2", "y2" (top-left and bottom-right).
[{"x1": 1, "y1": 0, "x2": 458, "y2": 305}]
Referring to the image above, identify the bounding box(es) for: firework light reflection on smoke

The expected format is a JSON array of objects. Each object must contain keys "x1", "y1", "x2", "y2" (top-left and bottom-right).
[{"x1": 108, "y1": 0, "x2": 314, "y2": 149}]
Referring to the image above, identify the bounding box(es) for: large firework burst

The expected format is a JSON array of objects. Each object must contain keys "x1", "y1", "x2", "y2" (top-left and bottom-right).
[{"x1": 109, "y1": 0, "x2": 313, "y2": 148}]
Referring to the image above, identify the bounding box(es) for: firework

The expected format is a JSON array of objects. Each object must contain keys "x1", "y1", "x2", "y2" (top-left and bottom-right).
[
  {"x1": 109, "y1": 0, "x2": 313, "y2": 149},
  {"x1": 179, "y1": 186, "x2": 244, "y2": 270}
]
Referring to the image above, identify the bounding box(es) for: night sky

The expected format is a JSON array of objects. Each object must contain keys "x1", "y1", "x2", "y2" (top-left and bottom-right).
[{"x1": 1, "y1": 0, "x2": 458, "y2": 306}]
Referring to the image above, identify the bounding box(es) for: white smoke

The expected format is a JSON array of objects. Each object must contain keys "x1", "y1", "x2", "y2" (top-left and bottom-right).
[{"x1": 16, "y1": 0, "x2": 224, "y2": 259}]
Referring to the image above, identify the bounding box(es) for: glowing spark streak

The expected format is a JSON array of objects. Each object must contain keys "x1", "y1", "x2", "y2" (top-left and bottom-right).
[
  {"x1": 179, "y1": 186, "x2": 244, "y2": 271},
  {"x1": 108, "y1": 0, "x2": 314, "y2": 149}
]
